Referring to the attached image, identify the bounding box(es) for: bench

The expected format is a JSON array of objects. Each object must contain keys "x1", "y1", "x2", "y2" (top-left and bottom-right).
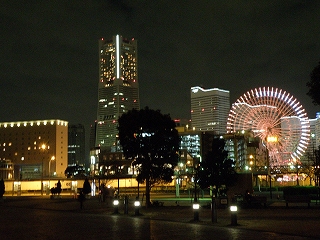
[
  {"x1": 244, "y1": 195, "x2": 267, "y2": 207},
  {"x1": 152, "y1": 200, "x2": 164, "y2": 207},
  {"x1": 251, "y1": 196, "x2": 267, "y2": 207},
  {"x1": 285, "y1": 195, "x2": 311, "y2": 208}
]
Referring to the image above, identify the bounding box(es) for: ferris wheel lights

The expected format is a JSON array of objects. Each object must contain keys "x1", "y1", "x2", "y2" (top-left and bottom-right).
[
  {"x1": 287, "y1": 96, "x2": 294, "y2": 104},
  {"x1": 228, "y1": 86, "x2": 310, "y2": 166},
  {"x1": 297, "y1": 146, "x2": 304, "y2": 152},
  {"x1": 292, "y1": 101, "x2": 299, "y2": 109},
  {"x1": 296, "y1": 109, "x2": 304, "y2": 115}
]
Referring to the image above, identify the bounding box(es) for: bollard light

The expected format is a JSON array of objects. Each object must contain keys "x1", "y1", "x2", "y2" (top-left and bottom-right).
[
  {"x1": 193, "y1": 203, "x2": 200, "y2": 221},
  {"x1": 134, "y1": 200, "x2": 141, "y2": 207},
  {"x1": 230, "y1": 205, "x2": 237, "y2": 212},
  {"x1": 230, "y1": 205, "x2": 238, "y2": 226},
  {"x1": 134, "y1": 200, "x2": 141, "y2": 215},
  {"x1": 113, "y1": 199, "x2": 119, "y2": 214},
  {"x1": 193, "y1": 203, "x2": 200, "y2": 210}
]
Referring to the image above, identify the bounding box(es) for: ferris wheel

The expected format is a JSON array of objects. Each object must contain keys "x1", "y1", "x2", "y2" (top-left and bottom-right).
[{"x1": 227, "y1": 87, "x2": 310, "y2": 167}]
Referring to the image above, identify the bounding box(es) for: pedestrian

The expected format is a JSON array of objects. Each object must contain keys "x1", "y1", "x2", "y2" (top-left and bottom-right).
[
  {"x1": 56, "y1": 180, "x2": 62, "y2": 196},
  {"x1": 79, "y1": 190, "x2": 85, "y2": 209}
]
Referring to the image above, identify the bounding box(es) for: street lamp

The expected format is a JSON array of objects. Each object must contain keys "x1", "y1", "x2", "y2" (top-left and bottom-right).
[
  {"x1": 48, "y1": 156, "x2": 55, "y2": 178},
  {"x1": 40, "y1": 144, "x2": 46, "y2": 196},
  {"x1": 249, "y1": 155, "x2": 254, "y2": 187},
  {"x1": 266, "y1": 136, "x2": 278, "y2": 199},
  {"x1": 40, "y1": 144, "x2": 50, "y2": 196},
  {"x1": 48, "y1": 156, "x2": 55, "y2": 191}
]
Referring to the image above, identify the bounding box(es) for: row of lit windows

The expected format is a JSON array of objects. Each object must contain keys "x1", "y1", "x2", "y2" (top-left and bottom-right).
[{"x1": 0, "y1": 120, "x2": 68, "y2": 128}]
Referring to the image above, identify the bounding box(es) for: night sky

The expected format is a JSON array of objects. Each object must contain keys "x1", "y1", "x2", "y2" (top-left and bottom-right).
[{"x1": 1, "y1": 1, "x2": 320, "y2": 135}]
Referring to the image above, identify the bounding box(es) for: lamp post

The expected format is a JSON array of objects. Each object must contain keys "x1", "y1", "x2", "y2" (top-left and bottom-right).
[
  {"x1": 40, "y1": 144, "x2": 46, "y2": 196},
  {"x1": 48, "y1": 156, "x2": 55, "y2": 190},
  {"x1": 266, "y1": 135, "x2": 278, "y2": 199},
  {"x1": 249, "y1": 155, "x2": 254, "y2": 187},
  {"x1": 48, "y1": 156, "x2": 55, "y2": 178}
]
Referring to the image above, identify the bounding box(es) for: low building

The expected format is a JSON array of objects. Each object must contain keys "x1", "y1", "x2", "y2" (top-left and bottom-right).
[{"x1": 0, "y1": 119, "x2": 68, "y2": 179}]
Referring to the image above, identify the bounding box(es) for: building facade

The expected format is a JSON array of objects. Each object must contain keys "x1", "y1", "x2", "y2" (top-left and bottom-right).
[
  {"x1": 191, "y1": 86, "x2": 230, "y2": 134},
  {"x1": 0, "y1": 120, "x2": 68, "y2": 179},
  {"x1": 68, "y1": 124, "x2": 86, "y2": 167},
  {"x1": 96, "y1": 35, "x2": 140, "y2": 152}
]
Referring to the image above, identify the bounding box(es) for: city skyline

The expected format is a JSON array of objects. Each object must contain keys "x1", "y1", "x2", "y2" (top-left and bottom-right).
[{"x1": 1, "y1": 1, "x2": 320, "y2": 139}]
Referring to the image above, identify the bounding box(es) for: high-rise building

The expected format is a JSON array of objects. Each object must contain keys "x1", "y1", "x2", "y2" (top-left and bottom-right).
[
  {"x1": 68, "y1": 124, "x2": 86, "y2": 167},
  {"x1": 190, "y1": 86, "x2": 230, "y2": 134},
  {"x1": 89, "y1": 121, "x2": 97, "y2": 150},
  {"x1": 96, "y1": 35, "x2": 140, "y2": 152}
]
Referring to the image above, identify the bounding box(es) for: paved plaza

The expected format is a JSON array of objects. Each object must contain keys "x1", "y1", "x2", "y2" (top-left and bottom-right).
[{"x1": 1, "y1": 195, "x2": 320, "y2": 239}]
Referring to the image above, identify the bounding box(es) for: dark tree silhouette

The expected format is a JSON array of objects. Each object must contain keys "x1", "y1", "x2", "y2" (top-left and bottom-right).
[
  {"x1": 0, "y1": 179, "x2": 5, "y2": 198},
  {"x1": 82, "y1": 178, "x2": 91, "y2": 195},
  {"x1": 306, "y1": 61, "x2": 320, "y2": 105},
  {"x1": 197, "y1": 136, "x2": 237, "y2": 222},
  {"x1": 314, "y1": 146, "x2": 320, "y2": 186},
  {"x1": 118, "y1": 107, "x2": 180, "y2": 206}
]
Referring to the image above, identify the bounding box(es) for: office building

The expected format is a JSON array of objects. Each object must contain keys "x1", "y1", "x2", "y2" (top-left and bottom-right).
[
  {"x1": 68, "y1": 124, "x2": 86, "y2": 167},
  {"x1": 191, "y1": 86, "x2": 230, "y2": 134},
  {"x1": 302, "y1": 114, "x2": 319, "y2": 164},
  {"x1": 0, "y1": 119, "x2": 68, "y2": 179},
  {"x1": 96, "y1": 35, "x2": 140, "y2": 152},
  {"x1": 89, "y1": 121, "x2": 97, "y2": 150}
]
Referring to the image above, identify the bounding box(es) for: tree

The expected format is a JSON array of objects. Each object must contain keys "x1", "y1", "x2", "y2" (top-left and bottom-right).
[
  {"x1": 64, "y1": 165, "x2": 86, "y2": 178},
  {"x1": 82, "y1": 178, "x2": 91, "y2": 195},
  {"x1": 314, "y1": 146, "x2": 320, "y2": 186},
  {"x1": 118, "y1": 107, "x2": 180, "y2": 206},
  {"x1": 306, "y1": 61, "x2": 320, "y2": 105},
  {"x1": 197, "y1": 136, "x2": 237, "y2": 222},
  {"x1": 0, "y1": 179, "x2": 5, "y2": 198}
]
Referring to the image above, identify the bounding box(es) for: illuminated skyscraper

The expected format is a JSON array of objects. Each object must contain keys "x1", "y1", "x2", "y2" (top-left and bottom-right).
[
  {"x1": 191, "y1": 86, "x2": 230, "y2": 134},
  {"x1": 96, "y1": 35, "x2": 140, "y2": 151}
]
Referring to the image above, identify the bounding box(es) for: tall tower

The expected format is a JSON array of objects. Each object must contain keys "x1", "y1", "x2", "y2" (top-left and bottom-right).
[
  {"x1": 191, "y1": 86, "x2": 230, "y2": 134},
  {"x1": 96, "y1": 35, "x2": 140, "y2": 152}
]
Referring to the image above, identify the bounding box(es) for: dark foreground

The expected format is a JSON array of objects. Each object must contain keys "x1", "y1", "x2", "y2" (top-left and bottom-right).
[{"x1": 1, "y1": 196, "x2": 319, "y2": 240}]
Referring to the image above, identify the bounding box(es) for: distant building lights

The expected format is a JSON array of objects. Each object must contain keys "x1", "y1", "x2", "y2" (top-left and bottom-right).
[{"x1": 267, "y1": 136, "x2": 278, "y2": 142}]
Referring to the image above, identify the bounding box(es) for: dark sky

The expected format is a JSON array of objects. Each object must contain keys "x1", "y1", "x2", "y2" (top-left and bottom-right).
[{"x1": 1, "y1": 0, "x2": 320, "y2": 133}]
